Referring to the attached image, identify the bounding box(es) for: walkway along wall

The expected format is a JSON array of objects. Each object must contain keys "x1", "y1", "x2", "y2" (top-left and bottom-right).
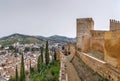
[{"x1": 72, "y1": 52, "x2": 120, "y2": 81}]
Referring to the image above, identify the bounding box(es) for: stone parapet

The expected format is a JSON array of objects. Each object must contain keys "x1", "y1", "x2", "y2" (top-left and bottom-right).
[
  {"x1": 59, "y1": 52, "x2": 68, "y2": 81},
  {"x1": 76, "y1": 52, "x2": 120, "y2": 81}
]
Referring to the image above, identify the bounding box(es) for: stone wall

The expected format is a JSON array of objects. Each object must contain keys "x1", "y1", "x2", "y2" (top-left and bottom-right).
[
  {"x1": 104, "y1": 30, "x2": 120, "y2": 69},
  {"x1": 59, "y1": 51, "x2": 68, "y2": 81},
  {"x1": 110, "y1": 19, "x2": 120, "y2": 30},
  {"x1": 76, "y1": 18, "x2": 120, "y2": 69},
  {"x1": 72, "y1": 54, "x2": 104, "y2": 81},
  {"x1": 72, "y1": 52, "x2": 120, "y2": 81},
  {"x1": 90, "y1": 30, "x2": 106, "y2": 53},
  {"x1": 68, "y1": 44, "x2": 76, "y2": 55},
  {"x1": 76, "y1": 18, "x2": 106, "y2": 53},
  {"x1": 81, "y1": 35, "x2": 91, "y2": 52},
  {"x1": 76, "y1": 18, "x2": 94, "y2": 51}
]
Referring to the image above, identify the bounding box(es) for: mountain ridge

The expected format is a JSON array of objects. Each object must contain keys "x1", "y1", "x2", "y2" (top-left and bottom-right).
[{"x1": 0, "y1": 33, "x2": 76, "y2": 46}]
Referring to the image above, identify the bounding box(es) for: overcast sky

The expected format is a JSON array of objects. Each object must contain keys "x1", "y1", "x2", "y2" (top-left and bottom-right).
[{"x1": 0, "y1": 0, "x2": 120, "y2": 38}]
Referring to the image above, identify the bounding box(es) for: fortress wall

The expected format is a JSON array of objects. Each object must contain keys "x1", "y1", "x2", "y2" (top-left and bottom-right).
[
  {"x1": 73, "y1": 52, "x2": 120, "y2": 81},
  {"x1": 76, "y1": 18, "x2": 94, "y2": 50},
  {"x1": 81, "y1": 35, "x2": 90, "y2": 52},
  {"x1": 104, "y1": 30, "x2": 120, "y2": 69},
  {"x1": 72, "y1": 53, "x2": 104, "y2": 81},
  {"x1": 59, "y1": 52, "x2": 68, "y2": 81},
  {"x1": 110, "y1": 19, "x2": 120, "y2": 30},
  {"x1": 90, "y1": 30, "x2": 106, "y2": 53},
  {"x1": 75, "y1": 18, "x2": 120, "y2": 81},
  {"x1": 67, "y1": 43, "x2": 76, "y2": 55}
]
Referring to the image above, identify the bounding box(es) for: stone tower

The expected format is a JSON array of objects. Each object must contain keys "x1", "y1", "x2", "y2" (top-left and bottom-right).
[
  {"x1": 110, "y1": 19, "x2": 120, "y2": 30},
  {"x1": 76, "y1": 18, "x2": 94, "y2": 51}
]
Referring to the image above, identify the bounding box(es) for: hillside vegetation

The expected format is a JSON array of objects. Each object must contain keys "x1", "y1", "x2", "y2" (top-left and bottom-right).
[{"x1": 0, "y1": 33, "x2": 75, "y2": 46}]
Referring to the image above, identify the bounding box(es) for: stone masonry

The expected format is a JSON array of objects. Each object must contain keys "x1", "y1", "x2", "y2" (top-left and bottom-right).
[{"x1": 76, "y1": 18, "x2": 120, "y2": 69}]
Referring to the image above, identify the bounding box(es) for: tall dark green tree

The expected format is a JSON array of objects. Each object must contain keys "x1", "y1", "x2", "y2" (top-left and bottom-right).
[
  {"x1": 15, "y1": 65, "x2": 18, "y2": 81},
  {"x1": 45, "y1": 41, "x2": 49, "y2": 65},
  {"x1": 37, "y1": 55, "x2": 41, "y2": 72},
  {"x1": 20, "y1": 53, "x2": 25, "y2": 81},
  {"x1": 54, "y1": 51, "x2": 57, "y2": 61},
  {"x1": 37, "y1": 50, "x2": 44, "y2": 72},
  {"x1": 40, "y1": 47, "x2": 43, "y2": 63}
]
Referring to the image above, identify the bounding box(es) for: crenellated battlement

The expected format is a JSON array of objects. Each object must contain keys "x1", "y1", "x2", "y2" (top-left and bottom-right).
[
  {"x1": 110, "y1": 19, "x2": 120, "y2": 30},
  {"x1": 110, "y1": 19, "x2": 120, "y2": 23},
  {"x1": 77, "y1": 18, "x2": 94, "y2": 24},
  {"x1": 77, "y1": 17, "x2": 120, "y2": 68}
]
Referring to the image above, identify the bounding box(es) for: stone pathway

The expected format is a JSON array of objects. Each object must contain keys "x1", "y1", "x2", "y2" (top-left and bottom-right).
[
  {"x1": 60, "y1": 51, "x2": 81, "y2": 81},
  {"x1": 65, "y1": 54, "x2": 81, "y2": 81},
  {"x1": 66, "y1": 61, "x2": 81, "y2": 81}
]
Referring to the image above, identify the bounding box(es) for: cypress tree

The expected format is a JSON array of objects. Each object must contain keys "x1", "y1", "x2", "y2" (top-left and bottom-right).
[
  {"x1": 45, "y1": 41, "x2": 49, "y2": 65},
  {"x1": 37, "y1": 53, "x2": 43, "y2": 72},
  {"x1": 37, "y1": 55, "x2": 41, "y2": 72},
  {"x1": 54, "y1": 51, "x2": 57, "y2": 61},
  {"x1": 15, "y1": 65, "x2": 18, "y2": 81},
  {"x1": 40, "y1": 47, "x2": 44, "y2": 70},
  {"x1": 40, "y1": 47, "x2": 43, "y2": 63},
  {"x1": 20, "y1": 53, "x2": 25, "y2": 81}
]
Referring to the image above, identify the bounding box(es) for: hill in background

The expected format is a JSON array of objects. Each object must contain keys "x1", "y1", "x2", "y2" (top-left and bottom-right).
[{"x1": 0, "y1": 33, "x2": 75, "y2": 46}]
